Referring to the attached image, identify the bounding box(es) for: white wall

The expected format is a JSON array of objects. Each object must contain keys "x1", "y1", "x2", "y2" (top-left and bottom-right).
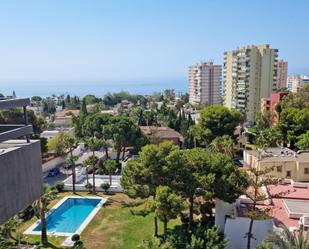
[
  {"x1": 215, "y1": 199, "x2": 236, "y2": 231},
  {"x1": 224, "y1": 217, "x2": 274, "y2": 249}
]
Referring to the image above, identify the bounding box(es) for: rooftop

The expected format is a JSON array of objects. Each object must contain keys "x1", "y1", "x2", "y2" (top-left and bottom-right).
[
  {"x1": 259, "y1": 184, "x2": 309, "y2": 229},
  {"x1": 55, "y1": 109, "x2": 80, "y2": 118},
  {"x1": 140, "y1": 126, "x2": 183, "y2": 140},
  {"x1": 246, "y1": 147, "x2": 309, "y2": 162}
]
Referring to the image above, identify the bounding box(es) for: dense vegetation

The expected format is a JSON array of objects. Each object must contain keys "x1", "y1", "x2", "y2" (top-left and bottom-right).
[{"x1": 255, "y1": 85, "x2": 309, "y2": 150}]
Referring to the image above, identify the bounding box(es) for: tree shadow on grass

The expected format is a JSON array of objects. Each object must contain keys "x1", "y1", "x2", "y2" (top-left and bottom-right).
[
  {"x1": 121, "y1": 199, "x2": 146, "y2": 208},
  {"x1": 37, "y1": 242, "x2": 62, "y2": 249},
  {"x1": 103, "y1": 198, "x2": 114, "y2": 207}
]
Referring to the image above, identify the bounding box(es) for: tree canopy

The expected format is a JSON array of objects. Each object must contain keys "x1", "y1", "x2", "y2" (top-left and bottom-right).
[{"x1": 194, "y1": 106, "x2": 241, "y2": 145}]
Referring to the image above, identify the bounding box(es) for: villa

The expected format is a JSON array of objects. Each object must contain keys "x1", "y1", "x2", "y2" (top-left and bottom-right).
[
  {"x1": 214, "y1": 147, "x2": 309, "y2": 248},
  {"x1": 244, "y1": 147, "x2": 309, "y2": 182},
  {"x1": 140, "y1": 126, "x2": 183, "y2": 145},
  {"x1": 54, "y1": 109, "x2": 80, "y2": 128}
]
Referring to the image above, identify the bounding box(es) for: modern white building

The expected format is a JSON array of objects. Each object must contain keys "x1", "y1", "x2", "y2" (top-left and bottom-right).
[
  {"x1": 223, "y1": 44, "x2": 278, "y2": 123},
  {"x1": 287, "y1": 74, "x2": 309, "y2": 92},
  {"x1": 188, "y1": 61, "x2": 222, "y2": 105}
]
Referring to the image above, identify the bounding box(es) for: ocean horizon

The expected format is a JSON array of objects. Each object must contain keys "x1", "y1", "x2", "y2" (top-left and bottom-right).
[{"x1": 0, "y1": 78, "x2": 188, "y2": 98}]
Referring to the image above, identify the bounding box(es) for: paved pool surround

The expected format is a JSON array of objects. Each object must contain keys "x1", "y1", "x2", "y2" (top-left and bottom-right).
[{"x1": 24, "y1": 196, "x2": 106, "y2": 236}]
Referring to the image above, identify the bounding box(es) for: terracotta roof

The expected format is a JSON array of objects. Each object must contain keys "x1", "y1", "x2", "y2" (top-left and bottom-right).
[
  {"x1": 140, "y1": 126, "x2": 183, "y2": 140},
  {"x1": 256, "y1": 184, "x2": 309, "y2": 229},
  {"x1": 55, "y1": 109, "x2": 80, "y2": 118}
]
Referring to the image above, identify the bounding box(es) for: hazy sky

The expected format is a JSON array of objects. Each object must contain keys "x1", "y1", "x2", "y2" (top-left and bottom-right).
[{"x1": 0, "y1": 0, "x2": 308, "y2": 82}]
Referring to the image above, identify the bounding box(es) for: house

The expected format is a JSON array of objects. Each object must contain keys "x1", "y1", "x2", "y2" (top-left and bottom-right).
[
  {"x1": 215, "y1": 181, "x2": 309, "y2": 248},
  {"x1": 244, "y1": 147, "x2": 309, "y2": 182},
  {"x1": 215, "y1": 147, "x2": 309, "y2": 248},
  {"x1": 54, "y1": 109, "x2": 80, "y2": 128},
  {"x1": 40, "y1": 127, "x2": 75, "y2": 140},
  {"x1": 260, "y1": 92, "x2": 288, "y2": 125},
  {"x1": 140, "y1": 126, "x2": 183, "y2": 145}
]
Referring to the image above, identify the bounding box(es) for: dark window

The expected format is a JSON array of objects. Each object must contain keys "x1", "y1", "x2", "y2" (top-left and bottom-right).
[{"x1": 305, "y1": 168, "x2": 309, "y2": 174}]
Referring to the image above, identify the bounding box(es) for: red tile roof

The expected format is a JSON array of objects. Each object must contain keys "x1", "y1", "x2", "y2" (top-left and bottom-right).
[{"x1": 256, "y1": 184, "x2": 309, "y2": 229}]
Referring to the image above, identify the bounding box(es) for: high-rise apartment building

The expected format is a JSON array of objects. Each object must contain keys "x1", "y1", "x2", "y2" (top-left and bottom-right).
[
  {"x1": 287, "y1": 75, "x2": 309, "y2": 93},
  {"x1": 223, "y1": 44, "x2": 278, "y2": 123},
  {"x1": 276, "y1": 60, "x2": 288, "y2": 89},
  {"x1": 188, "y1": 61, "x2": 222, "y2": 105}
]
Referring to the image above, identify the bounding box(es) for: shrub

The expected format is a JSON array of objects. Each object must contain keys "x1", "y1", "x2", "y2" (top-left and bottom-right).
[
  {"x1": 84, "y1": 183, "x2": 92, "y2": 192},
  {"x1": 18, "y1": 205, "x2": 35, "y2": 221},
  {"x1": 71, "y1": 234, "x2": 80, "y2": 242},
  {"x1": 100, "y1": 183, "x2": 110, "y2": 193},
  {"x1": 55, "y1": 181, "x2": 64, "y2": 192},
  {"x1": 71, "y1": 234, "x2": 85, "y2": 248}
]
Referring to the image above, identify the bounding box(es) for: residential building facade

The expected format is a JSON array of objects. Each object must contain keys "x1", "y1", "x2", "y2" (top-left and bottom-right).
[
  {"x1": 188, "y1": 61, "x2": 222, "y2": 105},
  {"x1": 276, "y1": 59, "x2": 288, "y2": 89},
  {"x1": 223, "y1": 44, "x2": 278, "y2": 123},
  {"x1": 260, "y1": 91, "x2": 288, "y2": 125},
  {"x1": 287, "y1": 74, "x2": 309, "y2": 92},
  {"x1": 244, "y1": 148, "x2": 309, "y2": 182},
  {"x1": 0, "y1": 98, "x2": 42, "y2": 224}
]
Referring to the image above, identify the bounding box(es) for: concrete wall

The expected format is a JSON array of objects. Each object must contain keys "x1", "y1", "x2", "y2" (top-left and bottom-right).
[
  {"x1": 0, "y1": 140, "x2": 43, "y2": 224},
  {"x1": 63, "y1": 175, "x2": 122, "y2": 193},
  {"x1": 42, "y1": 156, "x2": 66, "y2": 173},
  {"x1": 215, "y1": 199, "x2": 236, "y2": 231}
]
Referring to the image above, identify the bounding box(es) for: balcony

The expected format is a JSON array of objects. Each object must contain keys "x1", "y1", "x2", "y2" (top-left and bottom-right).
[{"x1": 0, "y1": 98, "x2": 43, "y2": 224}]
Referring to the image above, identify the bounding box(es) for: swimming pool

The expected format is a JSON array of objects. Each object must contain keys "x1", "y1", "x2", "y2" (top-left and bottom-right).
[{"x1": 25, "y1": 196, "x2": 106, "y2": 236}]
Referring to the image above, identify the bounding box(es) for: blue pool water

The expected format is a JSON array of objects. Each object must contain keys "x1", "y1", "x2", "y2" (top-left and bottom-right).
[{"x1": 34, "y1": 198, "x2": 101, "y2": 233}]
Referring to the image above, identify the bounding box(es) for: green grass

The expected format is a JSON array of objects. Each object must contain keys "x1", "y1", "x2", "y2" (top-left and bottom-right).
[
  {"x1": 81, "y1": 194, "x2": 181, "y2": 249},
  {"x1": 19, "y1": 192, "x2": 181, "y2": 249}
]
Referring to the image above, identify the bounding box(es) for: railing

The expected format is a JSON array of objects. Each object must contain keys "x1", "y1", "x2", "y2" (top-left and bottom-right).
[
  {"x1": 0, "y1": 125, "x2": 33, "y2": 143},
  {"x1": 0, "y1": 98, "x2": 32, "y2": 143},
  {"x1": 0, "y1": 98, "x2": 30, "y2": 109}
]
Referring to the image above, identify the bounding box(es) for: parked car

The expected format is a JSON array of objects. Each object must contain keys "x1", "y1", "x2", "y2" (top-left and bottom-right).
[
  {"x1": 48, "y1": 167, "x2": 60, "y2": 177},
  {"x1": 63, "y1": 163, "x2": 72, "y2": 170}
]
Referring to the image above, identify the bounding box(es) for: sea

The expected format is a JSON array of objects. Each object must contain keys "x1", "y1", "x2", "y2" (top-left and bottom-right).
[{"x1": 0, "y1": 78, "x2": 188, "y2": 98}]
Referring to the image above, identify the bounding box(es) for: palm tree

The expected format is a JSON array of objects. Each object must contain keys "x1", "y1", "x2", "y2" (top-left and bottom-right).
[
  {"x1": 0, "y1": 217, "x2": 20, "y2": 241},
  {"x1": 101, "y1": 139, "x2": 111, "y2": 159},
  {"x1": 33, "y1": 184, "x2": 57, "y2": 245},
  {"x1": 82, "y1": 158, "x2": 92, "y2": 185},
  {"x1": 104, "y1": 160, "x2": 117, "y2": 185},
  {"x1": 265, "y1": 225, "x2": 309, "y2": 249},
  {"x1": 64, "y1": 136, "x2": 78, "y2": 194},
  {"x1": 86, "y1": 137, "x2": 104, "y2": 194},
  {"x1": 210, "y1": 135, "x2": 235, "y2": 158}
]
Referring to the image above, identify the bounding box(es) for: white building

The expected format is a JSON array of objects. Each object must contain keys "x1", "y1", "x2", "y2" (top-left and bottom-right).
[
  {"x1": 287, "y1": 75, "x2": 309, "y2": 92},
  {"x1": 188, "y1": 61, "x2": 222, "y2": 105}
]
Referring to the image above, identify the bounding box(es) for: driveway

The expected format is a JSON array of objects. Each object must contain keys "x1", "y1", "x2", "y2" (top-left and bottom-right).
[{"x1": 43, "y1": 167, "x2": 71, "y2": 186}]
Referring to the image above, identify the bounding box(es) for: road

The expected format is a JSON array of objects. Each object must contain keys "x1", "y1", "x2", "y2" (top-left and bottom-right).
[{"x1": 43, "y1": 167, "x2": 71, "y2": 186}]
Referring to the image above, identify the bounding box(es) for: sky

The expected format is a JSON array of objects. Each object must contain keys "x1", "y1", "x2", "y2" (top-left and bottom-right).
[{"x1": 0, "y1": 0, "x2": 308, "y2": 83}]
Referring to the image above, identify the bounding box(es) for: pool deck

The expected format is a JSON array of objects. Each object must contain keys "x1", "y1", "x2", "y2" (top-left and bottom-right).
[{"x1": 24, "y1": 195, "x2": 107, "y2": 237}]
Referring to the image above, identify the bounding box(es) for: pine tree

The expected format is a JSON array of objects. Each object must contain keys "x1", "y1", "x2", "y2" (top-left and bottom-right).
[{"x1": 81, "y1": 98, "x2": 88, "y2": 115}]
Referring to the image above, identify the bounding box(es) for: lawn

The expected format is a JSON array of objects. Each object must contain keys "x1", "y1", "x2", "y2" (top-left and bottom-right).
[{"x1": 20, "y1": 192, "x2": 181, "y2": 249}]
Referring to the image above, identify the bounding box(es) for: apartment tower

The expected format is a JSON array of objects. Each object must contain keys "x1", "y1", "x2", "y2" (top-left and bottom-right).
[
  {"x1": 188, "y1": 61, "x2": 222, "y2": 105},
  {"x1": 223, "y1": 44, "x2": 278, "y2": 123},
  {"x1": 276, "y1": 60, "x2": 288, "y2": 89},
  {"x1": 287, "y1": 75, "x2": 309, "y2": 93}
]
